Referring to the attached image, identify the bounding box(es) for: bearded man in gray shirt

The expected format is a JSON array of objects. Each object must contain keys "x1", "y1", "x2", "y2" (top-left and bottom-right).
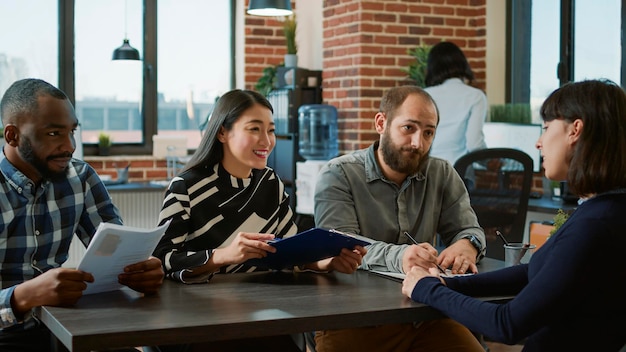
[{"x1": 313, "y1": 85, "x2": 486, "y2": 352}]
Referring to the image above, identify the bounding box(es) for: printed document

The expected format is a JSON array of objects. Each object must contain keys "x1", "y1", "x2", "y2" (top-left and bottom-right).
[
  {"x1": 369, "y1": 269, "x2": 474, "y2": 282},
  {"x1": 77, "y1": 220, "x2": 171, "y2": 295}
]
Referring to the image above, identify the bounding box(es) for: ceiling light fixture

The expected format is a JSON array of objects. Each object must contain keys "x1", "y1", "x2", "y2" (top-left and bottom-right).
[
  {"x1": 112, "y1": 0, "x2": 140, "y2": 60},
  {"x1": 247, "y1": 0, "x2": 293, "y2": 17}
]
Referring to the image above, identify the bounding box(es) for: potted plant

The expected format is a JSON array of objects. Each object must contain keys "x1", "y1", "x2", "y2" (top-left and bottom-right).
[
  {"x1": 283, "y1": 14, "x2": 298, "y2": 67},
  {"x1": 255, "y1": 64, "x2": 280, "y2": 96},
  {"x1": 549, "y1": 209, "x2": 570, "y2": 236},
  {"x1": 403, "y1": 44, "x2": 432, "y2": 87},
  {"x1": 489, "y1": 103, "x2": 532, "y2": 124},
  {"x1": 98, "y1": 132, "x2": 112, "y2": 156}
]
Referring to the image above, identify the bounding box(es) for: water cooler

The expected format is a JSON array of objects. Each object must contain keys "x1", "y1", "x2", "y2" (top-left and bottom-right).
[{"x1": 295, "y1": 104, "x2": 338, "y2": 216}]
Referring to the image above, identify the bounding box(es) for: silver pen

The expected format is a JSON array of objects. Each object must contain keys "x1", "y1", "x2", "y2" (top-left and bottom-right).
[{"x1": 403, "y1": 231, "x2": 446, "y2": 274}]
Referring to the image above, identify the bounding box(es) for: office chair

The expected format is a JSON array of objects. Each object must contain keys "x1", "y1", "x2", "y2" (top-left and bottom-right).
[{"x1": 454, "y1": 148, "x2": 534, "y2": 260}]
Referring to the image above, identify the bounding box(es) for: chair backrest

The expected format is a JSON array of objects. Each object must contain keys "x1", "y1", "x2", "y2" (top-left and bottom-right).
[{"x1": 454, "y1": 148, "x2": 534, "y2": 260}]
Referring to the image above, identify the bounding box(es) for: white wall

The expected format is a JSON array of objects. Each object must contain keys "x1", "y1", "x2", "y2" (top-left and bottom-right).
[
  {"x1": 486, "y1": 0, "x2": 507, "y2": 105},
  {"x1": 235, "y1": 0, "x2": 246, "y2": 89},
  {"x1": 294, "y1": 0, "x2": 323, "y2": 71}
]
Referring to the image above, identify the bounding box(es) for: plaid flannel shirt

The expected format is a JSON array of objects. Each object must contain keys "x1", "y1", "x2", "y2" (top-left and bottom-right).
[{"x1": 0, "y1": 151, "x2": 121, "y2": 329}]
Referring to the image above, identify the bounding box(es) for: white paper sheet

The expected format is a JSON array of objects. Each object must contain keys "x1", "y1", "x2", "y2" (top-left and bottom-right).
[
  {"x1": 369, "y1": 269, "x2": 474, "y2": 282},
  {"x1": 77, "y1": 220, "x2": 171, "y2": 295}
]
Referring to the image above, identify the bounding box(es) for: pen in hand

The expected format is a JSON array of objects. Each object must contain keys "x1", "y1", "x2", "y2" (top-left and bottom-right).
[{"x1": 403, "y1": 231, "x2": 447, "y2": 275}]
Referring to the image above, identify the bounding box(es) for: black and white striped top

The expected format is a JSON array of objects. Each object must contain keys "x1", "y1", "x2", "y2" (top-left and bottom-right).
[{"x1": 154, "y1": 163, "x2": 297, "y2": 283}]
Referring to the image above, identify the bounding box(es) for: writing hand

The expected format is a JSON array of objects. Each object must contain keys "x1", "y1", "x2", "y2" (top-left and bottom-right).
[{"x1": 401, "y1": 241, "x2": 439, "y2": 274}]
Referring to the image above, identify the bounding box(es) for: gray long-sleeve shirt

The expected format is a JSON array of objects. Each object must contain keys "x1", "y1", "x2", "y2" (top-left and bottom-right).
[{"x1": 314, "y1": 143, "x2": 485, "y2": 273}]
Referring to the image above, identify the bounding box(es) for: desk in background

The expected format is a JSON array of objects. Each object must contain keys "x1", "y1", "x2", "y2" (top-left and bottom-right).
[
  {"x1": 524, "y1": 195, "x2": 577, "y2": 243},
  {"x1": 38, "y1": 259, "x2": 508, "y2": 352},
  {"x1": 527, "y1": 195, "x2": 577, "y2": 214}
]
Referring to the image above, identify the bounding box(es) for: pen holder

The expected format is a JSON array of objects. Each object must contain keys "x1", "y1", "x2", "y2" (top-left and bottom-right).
[{"x1": 503, "y1": 243, "x2": 536, "y2": 267}]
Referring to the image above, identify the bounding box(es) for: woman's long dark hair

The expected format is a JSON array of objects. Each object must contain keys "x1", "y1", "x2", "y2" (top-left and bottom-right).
[
  {"x1": 182, "y1": 89, "x2": 273, "y2": 173},
  {"x1": 424, "y1": 41, "x2": 474, "y2": 87},
  {"x1": 540, "y1": 79, "x2": 626, "y2": 196}
]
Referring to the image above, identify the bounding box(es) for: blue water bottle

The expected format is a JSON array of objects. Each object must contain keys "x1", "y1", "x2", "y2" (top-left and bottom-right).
[{"x1": 298, "y1": 104, "x2": 338, "y2": 160}]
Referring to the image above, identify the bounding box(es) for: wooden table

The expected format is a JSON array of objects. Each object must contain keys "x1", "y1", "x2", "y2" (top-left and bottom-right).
[{"x1": 37, "y1": 258, "x2": 508, "y2": 352}]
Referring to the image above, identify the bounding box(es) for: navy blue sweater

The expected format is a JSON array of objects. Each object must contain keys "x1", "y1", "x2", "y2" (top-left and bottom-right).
[{"x1": 411, "y1": 192, "x2": 626, "y2": 351}]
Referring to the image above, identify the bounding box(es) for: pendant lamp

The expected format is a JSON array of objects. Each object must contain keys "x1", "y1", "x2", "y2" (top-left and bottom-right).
[
  {"x1": 112, "y1": 0, "x2": 140, "y2": 60},
  {"x1": 247, "y1": 0, "x2": 293, "y2": 17},
  {"x1": 112, "y1": 39, "x2": 140, "y2": 60}
]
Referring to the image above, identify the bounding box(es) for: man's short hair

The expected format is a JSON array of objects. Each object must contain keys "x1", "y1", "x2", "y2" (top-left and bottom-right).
[{"x1": 1, "y1": 78, "x2": 68, "y2": 125}]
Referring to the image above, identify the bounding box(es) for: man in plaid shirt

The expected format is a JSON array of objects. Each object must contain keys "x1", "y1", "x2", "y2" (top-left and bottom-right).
[{"x1": 0, "y1": 78, "x2": 164, "y2": 351}]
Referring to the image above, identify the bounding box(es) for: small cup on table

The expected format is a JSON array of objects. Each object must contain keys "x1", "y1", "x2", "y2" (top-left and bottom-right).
[{"x1": 503, "y1": 243, "x2": 537, "y2": 267}]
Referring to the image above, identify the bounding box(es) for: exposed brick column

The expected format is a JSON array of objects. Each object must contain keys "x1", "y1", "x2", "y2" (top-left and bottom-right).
[
  {"x1": 322, "y1": 0, "x2": 486, "y2": 153},
  {"x1": 243, "y1": 0, "x2": 486, "y2": 154},
  {"x1": 244, "y1": 1, "x2": 295, "y2": 90}
]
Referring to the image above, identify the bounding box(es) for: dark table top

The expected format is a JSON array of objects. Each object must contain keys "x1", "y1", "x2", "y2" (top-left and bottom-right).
[
  {"x1": 527, "y1": 195, "x2": 577, "y2": 213},
  {"x1": 37, "y1": 258, "x2": 508, "y2": 352}
]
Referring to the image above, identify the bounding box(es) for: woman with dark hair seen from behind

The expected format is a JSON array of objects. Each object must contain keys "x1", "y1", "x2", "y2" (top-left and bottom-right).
[
  {"x1": 424, "y1": 41, "x2": 487, "y2": 164},
  {"x1": 153, "y1": 89, "x2": 366, "y2": 352},
  {"x1": 402, "y1": 79, "x2": 626, "y2": 351}
]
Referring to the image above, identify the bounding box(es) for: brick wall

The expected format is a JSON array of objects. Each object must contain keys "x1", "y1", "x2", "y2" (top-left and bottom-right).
[
  {"x1": 244, "y1": 0, "x2": 297, "y2": 90},
  {"x1": 85, "y1": 156, "x2": 169, "y2": 183},
  {"x1": 243, "y1": 0, "x2": 548, "y2": 194},
  {"x1": 84, "y1": 154, "x2": 545, "y2": 195},
  {"x1": 244, "y1": 0, "x2": 487, "y2": 154}
]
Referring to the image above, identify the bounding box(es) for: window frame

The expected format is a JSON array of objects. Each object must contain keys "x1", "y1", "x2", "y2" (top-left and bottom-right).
[
  {"x1": 508, "y1": 0, "x2": 626, "y2": 104},
  {"x1": 58, "y1": 0, "x2": 236, "y2": 156}
]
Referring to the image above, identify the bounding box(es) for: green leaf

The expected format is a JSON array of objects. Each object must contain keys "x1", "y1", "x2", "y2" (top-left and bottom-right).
[
  {"x1": 402, "y1": 45, "x2": 432, "y2": 87},
  {"x1": 254, "y1": 64, "x2": 280, "y2": 97},
  {"x1": 549, "y1": 209, "x2": 569, "y2": 236},
  {"x1": 283, "y1": 15, "x2": 297, "y2": 55}
]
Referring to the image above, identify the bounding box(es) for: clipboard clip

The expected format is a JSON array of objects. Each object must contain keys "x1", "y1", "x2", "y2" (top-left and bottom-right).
[{"x1": 329, "y1": 228, "x2": 358, "y2": 238}]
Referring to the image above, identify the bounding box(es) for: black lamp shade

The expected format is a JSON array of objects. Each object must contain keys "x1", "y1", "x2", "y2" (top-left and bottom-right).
[
  {"x1": 112, "y1": 39, "x2": 140, "y2": 60},
  {"x1": 247, "y1": 0, "x2": 293, "y2": 16}
]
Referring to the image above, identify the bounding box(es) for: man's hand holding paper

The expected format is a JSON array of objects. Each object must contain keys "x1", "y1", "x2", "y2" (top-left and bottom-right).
[{"x1": 77, "y1": 220, "x2": 170, "y2": 295}]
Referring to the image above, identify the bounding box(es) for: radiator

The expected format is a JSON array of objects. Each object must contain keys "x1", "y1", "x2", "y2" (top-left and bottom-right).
[
  {"x1": 111, "y1": 191, "x2": 164, "y2": 229},
  {"x1": 63, "y1": 190, "x2": 164, "y2": 268}
]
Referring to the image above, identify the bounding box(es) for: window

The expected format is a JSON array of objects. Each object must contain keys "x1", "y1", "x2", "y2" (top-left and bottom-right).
[
  {"x1": 1, "y1": 0, "x2": 234, "y2": 156},
  {"x1": 573, "y1": 0, "x2": 621, "y2": 82},
  {"x1": 511, "y1": 0, "x2": 624, "y2": 123},
  {"x1": 529, "y1": 0, "x2": 560, "y2": 122},
  {"x1": 156, "y1": 0, "x2": 231, "y2": 149},
  {"x1": 75, "y1": 0, "x2": 144, "y2": 145},
  {"x1": 79, "y1": 0, "x2": 234, "y2": 155},
  {"x1": 0, "y1": 0, "x2": 58, "y2": 104}
]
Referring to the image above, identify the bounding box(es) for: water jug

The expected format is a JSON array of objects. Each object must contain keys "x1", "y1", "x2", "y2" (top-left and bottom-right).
[{"x1": 298, "y1": 104, "x2": 338, "y2": 160}]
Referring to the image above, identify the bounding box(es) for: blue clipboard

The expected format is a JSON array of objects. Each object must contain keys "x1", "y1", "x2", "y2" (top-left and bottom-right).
[{"x1": 246, "y1": 228, "x2": 371, "y2": 270}]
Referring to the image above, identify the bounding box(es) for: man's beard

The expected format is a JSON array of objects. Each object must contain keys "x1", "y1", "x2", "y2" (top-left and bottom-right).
[
  {"x1": 19, "y1": 136, "x2": 70, "y2": 180},
  {"x1": 379, "y1": 130, "x2": 428, "y2": 175}
]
